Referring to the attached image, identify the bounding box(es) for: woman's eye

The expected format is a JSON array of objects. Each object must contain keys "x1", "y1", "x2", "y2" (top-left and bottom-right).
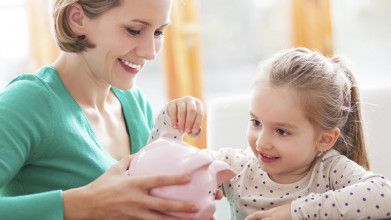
[
  {"x1": 276, "y1": 129, "x2": 289, "y2": 136},
  {"x1": 154, "y1": 30, "x2": 164, "y2": 36},
  {"x1": 126, "y1": 28, "x2": 140, "y2": 35},
  {"x1": 250, "y1": 119, "x2": 261, "y2": 127}
]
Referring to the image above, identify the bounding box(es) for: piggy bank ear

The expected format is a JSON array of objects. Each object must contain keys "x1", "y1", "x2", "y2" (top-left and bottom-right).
[{"x1": 209, "y1": 161, "x2": 237, "y2": 185}]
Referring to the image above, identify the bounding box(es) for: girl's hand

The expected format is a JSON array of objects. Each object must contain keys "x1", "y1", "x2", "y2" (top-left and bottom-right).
[
  {"x1": 244, "y1": 203, "x2": 292, "y2": 220},
  {"x1": 63, "y1": 155, "x2": 198, "y2": 220},
  {"x1": 215, "y1": 189, "x2": 223, "y2": 200},
  {"x1": 166, "y1": 96, "x2": 203, "y2": 135}
]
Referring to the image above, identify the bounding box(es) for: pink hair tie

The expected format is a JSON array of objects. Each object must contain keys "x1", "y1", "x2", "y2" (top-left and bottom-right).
[{"x1": 342, "y1": 90, "x2": 349, "y2": 112}]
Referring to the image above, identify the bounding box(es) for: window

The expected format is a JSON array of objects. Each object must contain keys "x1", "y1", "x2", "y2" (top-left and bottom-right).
[
  {"x1": 1, "y1": 0, "x2": 390, "y2": 110},
  {"x1": 0, "y1": 1, "x2": 29, "y2": 90},
  {"x1": 198, "y1": 0, "x2": 391, "y2": 102}
]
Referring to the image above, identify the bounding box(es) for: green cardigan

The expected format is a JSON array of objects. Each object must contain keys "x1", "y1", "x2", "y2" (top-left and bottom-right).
[{"x1": 0, "y1": 66, "x2": 154, "y2": 219}]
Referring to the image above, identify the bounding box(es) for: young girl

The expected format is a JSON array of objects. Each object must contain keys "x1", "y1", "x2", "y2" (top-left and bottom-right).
[{"x1": 150, "y1": 47, "x2": 391, "y2": 220}]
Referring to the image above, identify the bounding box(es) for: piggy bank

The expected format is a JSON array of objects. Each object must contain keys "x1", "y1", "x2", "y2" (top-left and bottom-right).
[{"x1": 128, "y1": 134, "x2": 236, "y2": 220}]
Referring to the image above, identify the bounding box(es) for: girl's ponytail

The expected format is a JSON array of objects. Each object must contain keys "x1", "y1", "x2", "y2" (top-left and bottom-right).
[{"x1": 332, "y1": 57, "x2": 369, "y2": 170}]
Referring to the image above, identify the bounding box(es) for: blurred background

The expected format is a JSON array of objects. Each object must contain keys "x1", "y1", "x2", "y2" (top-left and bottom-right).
[{"x1": 1, "y1": 0, "x2": 390, "y2": 147}]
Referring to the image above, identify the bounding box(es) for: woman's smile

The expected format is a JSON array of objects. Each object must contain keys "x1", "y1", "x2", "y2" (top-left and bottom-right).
[{"x1": 118, "y1": 58, "x2": 142, "y2": 74}]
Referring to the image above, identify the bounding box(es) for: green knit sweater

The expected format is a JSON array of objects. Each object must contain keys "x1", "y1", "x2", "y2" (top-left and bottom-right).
[{"x1": 0, "y1": 66, "x2": 154, "y2": 219}]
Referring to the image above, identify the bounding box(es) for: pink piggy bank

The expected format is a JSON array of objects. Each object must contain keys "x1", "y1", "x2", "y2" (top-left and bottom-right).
[{"x1": 128, "y1": 135, "x2": 236, "y2": 220}]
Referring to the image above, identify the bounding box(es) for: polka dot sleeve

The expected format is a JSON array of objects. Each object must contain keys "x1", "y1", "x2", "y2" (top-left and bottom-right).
[{"x1": 291, "y1": 155, "x2": 391, "y2": 220}]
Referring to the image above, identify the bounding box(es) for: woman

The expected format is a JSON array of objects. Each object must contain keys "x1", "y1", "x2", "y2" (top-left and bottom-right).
[{"x1": 0, "y1": 0, "x2": 206, "y2": 219}]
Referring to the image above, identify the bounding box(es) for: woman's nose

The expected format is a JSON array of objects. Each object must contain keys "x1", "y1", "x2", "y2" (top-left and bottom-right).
[{"x1": 135, "y1": 36, "x2": 157, "y2": 60}]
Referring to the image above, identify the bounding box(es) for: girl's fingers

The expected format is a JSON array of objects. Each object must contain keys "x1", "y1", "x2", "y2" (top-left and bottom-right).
[
  {"x1": 244, "y1": 212, "x2": 265, "y2": 220},
  {"x1": 167, "y1": 96, "x2": 204, "y2": 134},
  {"x1": 176, "y1": 101, "x2": 186, "y2": 133},
  {"x1": 167, "y1": 102, "x2": 179, "y2": 129},
  {"x1": 191, "y1": 99, "x2": 203, "y2": 134},
  {"x1": 184, "y1": 99, "x2": 197, "y2": 133},
  {"x1": 214, "y1": 189, "x2": 223, "y2": 200}
]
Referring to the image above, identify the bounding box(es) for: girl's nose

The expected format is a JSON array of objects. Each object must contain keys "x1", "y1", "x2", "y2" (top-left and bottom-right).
[{"x1": 256, "y1": 131, "x2": 272, "y2": 150}]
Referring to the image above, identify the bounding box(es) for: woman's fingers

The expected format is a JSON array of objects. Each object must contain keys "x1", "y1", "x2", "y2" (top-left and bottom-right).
[
  {"x1": 137, "y1": 173, "x2": 192, "y2": 189},
  {"x1": 130, "y1": 208, "x2": 192, "y2": 220},
  {"x1": 144, "y1": 194, "x2": 198, "y2": 213},
  {"x1": 117, "y1": 155, "x2": 134, "y2": 170},
  {"x1": 130, "y1": 174, "x2": 199, "y2": 213}
]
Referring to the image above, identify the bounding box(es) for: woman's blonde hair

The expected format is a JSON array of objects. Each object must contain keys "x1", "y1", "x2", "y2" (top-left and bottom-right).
[
  {"x1": 50, "y1": 0, "x2": 121, "y2": 53},
  {"x1": 254, "y1": 47, "x2": 369, "y2": 170}
]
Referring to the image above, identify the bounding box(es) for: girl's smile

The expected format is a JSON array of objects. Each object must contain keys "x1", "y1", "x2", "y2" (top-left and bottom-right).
[
  {"x1": 247, "y1": 85, "x2": 320, "y2": 184},
  {"x1": 258, "y1": 151, "x2": 280, "y2": 163}
]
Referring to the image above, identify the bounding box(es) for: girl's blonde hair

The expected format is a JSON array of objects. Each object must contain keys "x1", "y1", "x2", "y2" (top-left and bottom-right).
[
  {"x1": 50, "y1": 0, "x2": 121, "y2": 53},
  {"x1": 254, "y1": 47, "x2": 369, "y2": 170}
]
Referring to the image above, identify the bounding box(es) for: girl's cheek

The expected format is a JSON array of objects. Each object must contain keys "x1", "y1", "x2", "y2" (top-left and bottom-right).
[{"x1": 247, "y1": 130, "x2": 257, "y2": 147}]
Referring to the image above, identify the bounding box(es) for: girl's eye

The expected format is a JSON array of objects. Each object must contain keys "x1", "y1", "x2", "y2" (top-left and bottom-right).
[
  {"x1": 276, "y1": 128, "x2": 289, "y2": 136},
  {"x1": 250, "y1": 119, "x2": 261, "y2": 127},
  {"x1": 154, "y1": 30, "x2": 164, "y2": 36},
  {"x1": 126, "y1": 28, "x2": 140, "y2": 35}
]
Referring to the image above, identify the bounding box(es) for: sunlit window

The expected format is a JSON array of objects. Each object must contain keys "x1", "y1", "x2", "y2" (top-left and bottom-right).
[
  {"x1": 198, "y1": 0, "x2": 391, "y2": 100},
  {"x1": 332, "y1": 0, "x2": 391, "y2": 87},
  {"x1": 1, "y1": 0, "x2": 390, "y2": 110},
  {"x1": 199, "y1": 0, "x2": 291, "y2": 99},
  {"x1": 0, "y1": 1, "x2": 29, "y2": 90}
]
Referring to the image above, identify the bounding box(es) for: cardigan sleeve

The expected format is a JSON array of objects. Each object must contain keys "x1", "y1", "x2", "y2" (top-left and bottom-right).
[
  {"x1": 0, "y1": 191, "x2": 64, "y2": 220},
  {"x1": 0, "y1": 76, "x2": 63, "y2": 219}
]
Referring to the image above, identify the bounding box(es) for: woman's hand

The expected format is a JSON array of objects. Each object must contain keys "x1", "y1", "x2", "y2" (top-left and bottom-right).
[
  {"x1": 244, "y1": 203, "x2": 292, "y2": 220},
  {"x1": 166, "y1": 96, "x2": 203, "y2": 135},
  {"x1": 63, "y1": 155, "x2": 198, "y2": 220}
]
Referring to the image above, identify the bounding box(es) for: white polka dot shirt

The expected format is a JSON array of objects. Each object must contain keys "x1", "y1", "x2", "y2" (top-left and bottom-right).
[
  {"x1": 206, "y1": 147, "x2": 391, "y2": 220},
  {"x1": 150, "y1": 107, "x2": 391, "y2": 220}
]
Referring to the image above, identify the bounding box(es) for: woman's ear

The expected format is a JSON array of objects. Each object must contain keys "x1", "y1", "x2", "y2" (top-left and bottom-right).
[
  {"x1": 316, "y1": 127, "x2": 340, "y2": 152},
  {"x1": 65, "y1": 3, "x2": 86, "y2": 36}
]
